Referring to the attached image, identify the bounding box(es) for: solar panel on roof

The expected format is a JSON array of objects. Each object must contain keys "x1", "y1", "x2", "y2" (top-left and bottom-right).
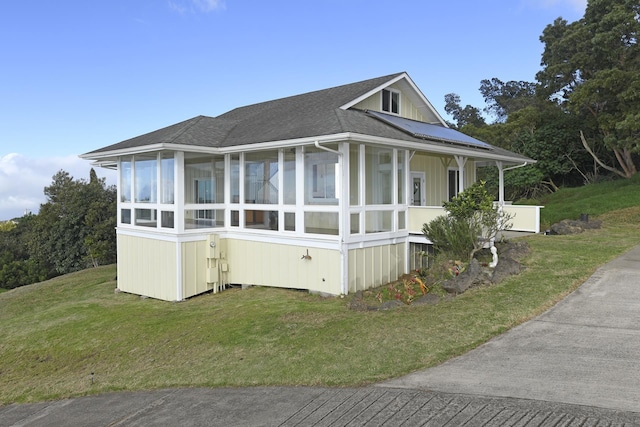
[{"x1": 367, "y1": 110, "x2": 493, "y2": 150}]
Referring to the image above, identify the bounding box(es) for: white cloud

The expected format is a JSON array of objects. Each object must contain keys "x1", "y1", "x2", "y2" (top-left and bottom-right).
[
  {"x1": 523, "y1": 0, "x2": 587, "y2": 15},
  {"x1": 168, "y1": 0, "x2": 225, "y2": 14},
  {"x1": 0, "y1": 153, "x2": 116, "y2": 220}
]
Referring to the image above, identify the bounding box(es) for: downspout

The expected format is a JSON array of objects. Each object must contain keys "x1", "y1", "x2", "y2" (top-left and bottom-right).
[
  {"x1": 314, "y1": 141, "x2": 349, "y2": 296},
  {"x1": 496, "y1": 161, "x2": 529, "y2": 207},
  {"x1": 314, "y1": 140, "x2": 341, "y2": 155},
  {"x1": 503, "y1": 161, "x2": 530, "y2": 172}
]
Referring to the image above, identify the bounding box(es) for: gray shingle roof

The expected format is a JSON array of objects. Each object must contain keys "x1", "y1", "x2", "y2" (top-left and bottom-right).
[{"x1": 82, "y1": 72, "x2": 533, "y2": 163}]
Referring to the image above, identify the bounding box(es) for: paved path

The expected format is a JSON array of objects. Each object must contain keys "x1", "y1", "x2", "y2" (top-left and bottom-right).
[
  {"x1": 2, "y1": 245, "x2": 640, "y2": 426},
  {"x1": 380, "y1": 244, "x2": 640, "y2": 413},
  {"x1": 1, "y1": 387, "x2": 638, "y2": 426}
]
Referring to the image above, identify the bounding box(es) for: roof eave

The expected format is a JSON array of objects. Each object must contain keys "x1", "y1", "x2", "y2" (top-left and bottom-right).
[{"x1": 81, "y1": 133, "x2": 534, "y2": 166}]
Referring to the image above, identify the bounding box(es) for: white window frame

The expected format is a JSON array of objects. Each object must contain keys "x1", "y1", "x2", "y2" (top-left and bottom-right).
[{"x1": 381, "y1": 88, "x2": 400, "y2": 115}]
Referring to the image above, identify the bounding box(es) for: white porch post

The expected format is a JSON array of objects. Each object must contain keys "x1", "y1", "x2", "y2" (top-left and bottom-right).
[
  {"x1": 454, "y1": 155, "x2": 467, "y2": 194},
  {"x1": 175, "y1": 151, "x2": 185, "y2": 301},
  {"x1": 496, "y1": 160, "x2": 505, "y2": 206},
  {"x1": 340, "y1": 143, "x2": 350, "y2": 295}
]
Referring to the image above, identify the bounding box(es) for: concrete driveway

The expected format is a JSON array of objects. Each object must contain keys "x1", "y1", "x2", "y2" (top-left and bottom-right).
[{"x1": 379, "y1": 244, "x2": 640, "y2": 413}]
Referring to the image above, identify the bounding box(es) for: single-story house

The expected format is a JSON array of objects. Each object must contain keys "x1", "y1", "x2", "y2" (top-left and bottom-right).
[{"x1": 82, "y1": 72, "x2": 540, "y2": 301}]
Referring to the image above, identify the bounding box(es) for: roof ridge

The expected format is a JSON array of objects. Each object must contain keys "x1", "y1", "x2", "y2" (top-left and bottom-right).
[
  {"x1": 219, "y1": 72, "x2": 406, "y2": 118},
  {"x1": 164, "y1": 115, "x2": 206, "y2": 143}
]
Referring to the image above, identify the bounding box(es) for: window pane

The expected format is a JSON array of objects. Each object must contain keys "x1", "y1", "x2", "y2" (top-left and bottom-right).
[
  {"x1": 382, "y1": 89, "x2": 390, "y2": 112},
  {"x1": 304, "y1": 212, "x2": 339, "y2": 235},
  {"x1": 349, "y1": 144, "x2": 359, "y2": 205},
  {"x1": 245, "y1": 151, "x2": 278, "y2": 204},
  {"x1": 305, "y1": 146, "x2": 339, "y2": 205},
  {"x1": 245, "y1": 210, "x2": 278, "y2": 230},
  {"x1": 161, "y1": 211, "x2": 174, "y2": 228},
  {"x1": 185, "y1": 209, "x2": 224, "y2": 229},
  {"x1": 185, "y1": 156, "x2": 224, "y2": 204},
  {"x1": 391, "y1": 91, "x2": 400, "y2": 114},
  {"x1": 398, "y1": 211, "x2": 406, "y2": 230},
  {"x1": 161, "y1": 153, "x2": 174, "y2": 204},
  {"x1": 448, "y1": 169, "x2": 459, "y2": 201},
  {"x1": 284, "y1": 149, "x2": 296, "y2": 205},
  {"x1": 365, "y1": 147, "x2": 392, "y2": 205},
  {"x1": 120, "y1": 158, "x2": 131, "y2": 202},
  {"x1": 135, "y1": 155, "x2": 157, "y2": 203},
  {"x1": 350, "y1": 213, "x2": 359, "y2": 234},
  {"x1": 231, "y1": 210, "x2": 239, "y2": 227},
  {"x1": 135, "y1": 208, "x2": 157, "y2": 227},
  {"x1": 365, "y1": 211, "x2": 392, "y2": 233},
  {"x1": 121, "y1": 209, "x2": 131, "y2": 224},
  {"x1": 231, "y1": 154, "x2": 240, "y2": 203},
  {"x1": 284, "y1": 212, "x2": 295, "y2": 231}
]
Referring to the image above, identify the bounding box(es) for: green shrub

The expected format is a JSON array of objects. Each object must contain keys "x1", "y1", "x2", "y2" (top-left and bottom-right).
[
  {"x1": 423, "y1": 181, "x2": 513, "y2": 262},
  {"x1": 421, "y1": 215, "x2": 476, "y2": 261}
]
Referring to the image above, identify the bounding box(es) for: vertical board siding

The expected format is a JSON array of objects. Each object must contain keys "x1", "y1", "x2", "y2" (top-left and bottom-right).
[
  {"x1": 224, "y1": 239, "x2": 342, "y2": 295},
  {"x1": 182, "y1": 240, "x2": 210, "y2": 299},
  {"x1": 117, "y1": 234, "x2": 177, "y2": 301},
  {"x1": 348, "y1": 242, "x2": 406, "y2": 293},
  {"x1": 351, "y1": 84, "x2": 427, "y2": 122},
  {"x1": 410, "y1": 153, "x2": 476, "y2": 206}
]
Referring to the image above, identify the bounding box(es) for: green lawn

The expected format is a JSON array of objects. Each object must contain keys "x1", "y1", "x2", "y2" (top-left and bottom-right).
[{"x1": 3, "y1": 176, "x2": 640, "y2": 404}]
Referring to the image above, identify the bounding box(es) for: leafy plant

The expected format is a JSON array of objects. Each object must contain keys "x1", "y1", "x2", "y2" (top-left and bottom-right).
[{"x1": 423, "y1": 181, "x2": 513, "y2": 262}]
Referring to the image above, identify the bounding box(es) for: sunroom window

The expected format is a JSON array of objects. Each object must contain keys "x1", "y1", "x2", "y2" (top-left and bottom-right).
[
  {"x1": 245, "y1": 151, "x2": 278, "y2": 204},
  {"x1": 365, "y1": 147, "x2": 393, "y2": 205},
  {"x1": 305, "y1": 147, "x2": 339, "y2": 205},
  {"x1": 134, "y1": 155, "x2": 157, "y2": 203},
  {"x1": 184, "y1": 156, "x2": 225, "y2": 204}
]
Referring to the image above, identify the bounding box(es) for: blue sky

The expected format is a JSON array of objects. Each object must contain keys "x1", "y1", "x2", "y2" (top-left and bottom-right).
[{"x1": 0, "y1": 0, "x2": 586, "y2": 220}]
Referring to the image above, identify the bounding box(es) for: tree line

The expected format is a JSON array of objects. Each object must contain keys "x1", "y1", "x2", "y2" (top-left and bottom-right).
[
  {"x1": 0, "y1": 169, "x2": 116, "y2": 290},
  {"x1": 445, "y1": 0, "x2": 639, "y2": 200}
]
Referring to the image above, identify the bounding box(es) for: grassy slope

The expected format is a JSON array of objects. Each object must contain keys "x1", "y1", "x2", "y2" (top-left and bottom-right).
[
  {"x1": 2, "y1": 179, "x2": 640, "y2": 404},
  {"x1": 538, "y1": 173, "x2": 640, "y2": 227}
]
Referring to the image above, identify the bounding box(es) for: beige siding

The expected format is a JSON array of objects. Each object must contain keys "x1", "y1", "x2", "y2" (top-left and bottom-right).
[
  {"x1": 410, "y1": 153, "x2": 475, "y2": 206},
  {"x1": 117, "y1": 234, "x2": 177, "y2": 301},
  {"x1": 224, "y1": 239, "x2": 342, "y2": 295},
  {"x1": 181, "y1": 240, "x2": 211, "y2": 298},
  {"x1": 352, "y1": 83, "x2": 427, "y2": 121},
  {"x1": 408, "y1": 206, "x2": 447, "y2": 234},
  {"x1": 502, "y1": 205, "x2": 542, "y2": 233},
  {"x1": 348, "y1": 243, "x2": 406, "y2": 293}
]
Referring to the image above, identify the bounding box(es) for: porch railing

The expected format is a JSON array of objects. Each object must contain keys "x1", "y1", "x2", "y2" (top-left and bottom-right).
[{"x1": 408, "y1": 203, "x2": 542, "y2": 235}]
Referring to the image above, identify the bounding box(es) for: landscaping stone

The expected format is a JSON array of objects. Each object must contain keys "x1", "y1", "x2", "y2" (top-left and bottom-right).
[
  {"x1": 380, "y1": 300, "x2": 405, "y2": 310},
  {"x1": 550, "y1": 219, "x2": 602, "y2": 235},
  {"x1": 413, "y1": 293, "x2": 440, "y2": 306},
  {"x1": 442, "y1": 258, "x2": 482, "y2": 294},
  {"x1": 348, "y1": 240, "x2": 530, "y2": 310},
  {"x1": 491, "y1": 256, "x2": 525, "y2": 284}
]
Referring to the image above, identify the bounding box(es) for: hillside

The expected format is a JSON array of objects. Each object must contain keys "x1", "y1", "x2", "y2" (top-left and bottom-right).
[
  {"x1": 2, "y1": 180, "x2": 640, "y2": 404},
  {"x1": 537, "y1": 174, "x2": 640, "y2": 227}
]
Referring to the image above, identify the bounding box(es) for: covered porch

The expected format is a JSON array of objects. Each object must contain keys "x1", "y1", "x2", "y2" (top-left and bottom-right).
[{"x1": 408, "y1": 203, "x2": 542, "y2": 235}]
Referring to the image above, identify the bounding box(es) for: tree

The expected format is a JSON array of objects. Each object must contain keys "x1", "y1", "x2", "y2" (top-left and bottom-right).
[
  {"x1": 0, "y1": 215, "x2": 50, "y2": 289},
  {"x1": 479, "y1": 78, "x2": 538, "y2": 123},
  {"x1": 29, "y1": 170, "x2": 116, "y2": 275},
  {"x1": 444, "y1": 93, "x2": 486, "y2": 129},
  {"x1": 84, "y1": 173, "x2": 117, "y2": 268},
  {"x1": 537, "y1": 0, "x2": 640, "y2": 178}
]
